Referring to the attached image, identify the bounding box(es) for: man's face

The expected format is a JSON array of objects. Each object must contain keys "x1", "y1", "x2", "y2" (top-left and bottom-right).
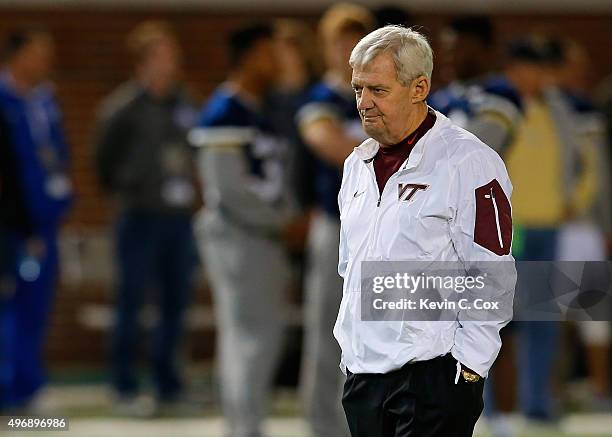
[
  {"x1": 351, "y1": 52, "x2": 427, "y2": 145},
  {"x1": 327, "y1": 30, "x2": 365, "y2": 79},
  {"x1": 447, "y1": 32, "x2": 487, "y2": 82},
  {"x1": 141, "y1": 36, "x2": 181, "y2": 89},
  {"x1": 275, "y1": 35, "x2": 305, "y2": 78},
  {"x1": 507, "y1": 62, "x2": 550, "y2": 97},
  {"x1": 249, "y1": 37, "x2": 279, "y2": 88},
  {"x1": 19, "y1": 36, "x2": 55, "y2": 84}
]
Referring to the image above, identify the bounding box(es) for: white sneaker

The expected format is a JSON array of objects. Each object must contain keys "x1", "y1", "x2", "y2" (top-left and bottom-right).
[
  {"x1": 488, "y1": 413, "x2": 520, "y2": 437},
  {"x1": 112, "y1": 394, "x2": 155, "y2": 418}
]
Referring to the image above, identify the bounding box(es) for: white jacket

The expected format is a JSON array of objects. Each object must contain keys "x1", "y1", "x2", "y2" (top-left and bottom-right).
[{"x1": 334, "y1": 111, "x2": 516, "y2": 378}]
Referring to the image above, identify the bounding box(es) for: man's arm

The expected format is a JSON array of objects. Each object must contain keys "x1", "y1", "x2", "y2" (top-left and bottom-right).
[
  {"x1": 0, "y1": 113, "x2": 34, "y2": 236},
  {"x1": 465, "y1": 92, "x2": 522, "y2": 155},
  {"x1": 569, "y1": 140, "x2": 598, "y2": 219},
  {"x1": 448, "y1": 148, "x2": 517, "y2": 378},
  {"x1": 190, "y1": 127, "x2": 288, "y2": 232},
  {"x1": 337, "y1": 158, "x2": 350, "y2": 278},
  {"x1": 298, "y1": 103, "x2": 362, "y2": 168},
  {"x1": 94, "y1": 106, "x2": 130, "y2": 193}
]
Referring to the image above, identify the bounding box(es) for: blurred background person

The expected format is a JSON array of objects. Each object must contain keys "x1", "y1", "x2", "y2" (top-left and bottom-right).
[
  {"x1": 0, "y1": 28, "x2": 72, "y2": 412},
  {"x1": 94, "y1": 21, "x2": 198, "y2": 415},
  {"x1": 0, "y1": 97, "x2": 30, "y2": 413},
  {"x1": 267, "y1": 19, "x2": 321, "y2": 185},
  {"x1": 429, "y1": 15, "x2": 519, "y2": 152},
  {"x1": 498, "y1": 36, "x2": 598, "y2": 431},
  {"x1": 266, "y1": 19, "x2": 321, "y2": 253},
  {"x1": 554, "y1": 38, "x2": 611, "y2": 409},
  {"x1": 554, "y1": 38, "x2": 610, "y2": 251},
  {"x1": 264, "y1": 19, "x2": 320, "y2": 390},
  {"x1": 436, "y1": 15, "x2": 497, "y2": 88},
  {"x1": 296, "y1": 4, "x2": 374, "y2": 437},
  {"x1": 190, "y1": 22, "x2": 295, "y2": 437},
  {"x1": 431, "y1": 29, "x2": 602, "y2": 436}
]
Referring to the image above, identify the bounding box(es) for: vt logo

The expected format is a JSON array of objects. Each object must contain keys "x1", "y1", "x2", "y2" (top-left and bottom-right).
[{"x1": 398, "y1": 183, "x2": 429, "y2": 202}]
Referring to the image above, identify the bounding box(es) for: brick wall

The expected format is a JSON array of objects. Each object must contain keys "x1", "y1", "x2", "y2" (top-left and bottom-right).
[{"x1": 0, "y1": 7, "x2": 610, "y2": 366}]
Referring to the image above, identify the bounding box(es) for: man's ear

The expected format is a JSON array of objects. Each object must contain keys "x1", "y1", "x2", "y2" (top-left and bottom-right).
[{"x1": 411, "y1": 75, "x2": 430, "y2": 103}]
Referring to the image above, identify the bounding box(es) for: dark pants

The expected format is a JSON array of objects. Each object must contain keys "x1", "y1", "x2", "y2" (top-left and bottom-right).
[
  {"x1": 342, "y1": 354, "x2": 484, "y2": 437},
  {"x1": 0, "y1": 225, "x2": 13, "y2": 411},
  {"x1": 112, "y1": 211, "x2": 196, "y2": 400},
  {"x1": 516, "y1": 228, "x2": 559, "y2": 420},
  {"x1": 484, "y1": 228, "x2": 560, "y2": 421},
  {"x1": 0, "y1": 230, "x2": 58, "y2": 410}
]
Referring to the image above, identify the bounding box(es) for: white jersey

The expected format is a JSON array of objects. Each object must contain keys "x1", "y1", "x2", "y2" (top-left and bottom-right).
[{"x1": 334, "y1": 110, "x2": 516, "y2": 378}]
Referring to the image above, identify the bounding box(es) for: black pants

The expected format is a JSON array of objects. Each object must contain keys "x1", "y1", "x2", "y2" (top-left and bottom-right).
[{"x1": 342, "y1": 354, "x2": 484, "y2": 437}]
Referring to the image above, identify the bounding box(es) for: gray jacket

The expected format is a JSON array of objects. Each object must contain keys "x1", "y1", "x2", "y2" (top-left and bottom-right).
[{"x1": 95, "y1": 82, "x2": 198, "y2": 214}]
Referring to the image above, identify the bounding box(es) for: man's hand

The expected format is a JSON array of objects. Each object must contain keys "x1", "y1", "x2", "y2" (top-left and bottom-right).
[{"x1": 25, "y1": 237, "x2": 46, "y2": 259}]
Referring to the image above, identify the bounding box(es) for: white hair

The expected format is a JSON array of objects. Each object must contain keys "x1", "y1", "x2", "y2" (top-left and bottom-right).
[{"x1": 349, "y1": 25, "x2": 433, "y2": 85}]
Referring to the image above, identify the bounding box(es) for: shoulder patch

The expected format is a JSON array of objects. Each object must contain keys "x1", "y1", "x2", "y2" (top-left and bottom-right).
[{"x1": 474, "y1": 178, "x2": 512, "y2": 255}]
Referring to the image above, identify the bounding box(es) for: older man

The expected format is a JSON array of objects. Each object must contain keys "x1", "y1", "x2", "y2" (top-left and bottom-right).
[{"x1": 336, "y1": 26, "x2": 516, "y2": 437}]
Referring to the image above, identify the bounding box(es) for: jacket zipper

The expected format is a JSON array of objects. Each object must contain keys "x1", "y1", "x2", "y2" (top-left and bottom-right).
[
  {"x1": 486, "y1": 187, "x2": 504, "y2": 249},
  {"x1": 363, "y1": 162, "x2": 381, "y2": 255},
  {"x1": 364, "y1": 159, "x2": 410, "y2": 256},
  {"x1": 370, "y1": 160, "x2": 410, "y2": 208}
]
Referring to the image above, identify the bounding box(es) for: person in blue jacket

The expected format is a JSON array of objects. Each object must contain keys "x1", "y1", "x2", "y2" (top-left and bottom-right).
[
  {"x1": 0, "y1": 28, "x2": 72, "y2": 411},
  {"x1": 0, "y1": 101, "x2": 30, "y2": 412}
]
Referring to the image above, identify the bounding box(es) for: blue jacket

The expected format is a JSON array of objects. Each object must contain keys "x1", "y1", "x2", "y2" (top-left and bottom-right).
[{"x1": 0, "y1": 72, "x2": 72, "y2": 234}]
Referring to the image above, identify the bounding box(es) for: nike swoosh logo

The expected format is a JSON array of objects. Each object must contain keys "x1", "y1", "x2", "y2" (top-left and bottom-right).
[{"x1": 353, "y1": 190, "x2": 365, "y2": 198}]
